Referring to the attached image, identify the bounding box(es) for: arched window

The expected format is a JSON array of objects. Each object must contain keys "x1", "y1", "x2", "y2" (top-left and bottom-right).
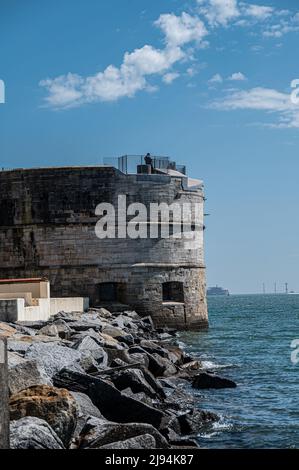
[{"x1": 162, "y1": 282, "x2": 184, "y2": 303}]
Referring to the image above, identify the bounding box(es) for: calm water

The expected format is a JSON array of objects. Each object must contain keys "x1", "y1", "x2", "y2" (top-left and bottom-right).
[{"x1": 180, "y1": 294, "x2": 299, "y2": 449}]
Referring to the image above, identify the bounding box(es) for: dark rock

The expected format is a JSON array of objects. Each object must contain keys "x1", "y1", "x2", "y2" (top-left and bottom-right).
[
  {"x1": 51, "y1": 311, "x2": 83, "y2": 323},
  {"x1": 128, "y1": 346, "x2": 165, "y2": 377},
  {"x1": 140, "y1": 340, "x2": 169, "y2": 358},
  {"x1": 100, "y1": 434, "x2": 156, "y2": 449},
  {"x1": 177, "y1": 409, "x2": 219, "y2": 435},
  {"x1": 78, "y1": 417, "x2": 169, "y2": 449},
  {"x1": 10, "y1": 417, "x2": 64, "y2": 449},
  {"x1": 53, "y1": 368, "x2": 165, "y2": 429},
  {"x1": 152, "y1": 353, "x2": 178, "y2": 377},
  {"x1": 37, "y1": 324, "x2": 59, "y2": 337},
  {"x1": 192, "y1": 372, "x2": 237, "y2": 389},
  {"x1": 67, "y1": 320, "x2": 102, "y2": 332},
  {"x1": 16, "y1": 320, "x2": 49, "y2": 330},
  {"x1": 102, "y1": 325, "x2": 134, "y2": 346},
  {"x1": 51, "y1": 319, "x2": 73, "y2": 339},
  {"x1": 8, "y1": 359, "x2": 52, "y2": 395},
  {"x1": 25, "y1": 342, "x2": 81, "y2": 378},
  {"x1": 111, "y1": 368, "x2": 158, "y2": 399},
  {"x1": 9, "y1": 385, "x2": 78, "y2": 447}
]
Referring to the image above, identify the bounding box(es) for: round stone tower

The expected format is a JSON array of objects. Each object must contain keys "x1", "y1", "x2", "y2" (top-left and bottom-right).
[{"x1": 0, "y1": 165, "x2": 208, "y2": 329}]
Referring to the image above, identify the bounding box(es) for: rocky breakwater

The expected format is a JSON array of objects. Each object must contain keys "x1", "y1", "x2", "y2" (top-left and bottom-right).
[{"x1": 0, "y1": 309, "x2": 236, "y2": 449}]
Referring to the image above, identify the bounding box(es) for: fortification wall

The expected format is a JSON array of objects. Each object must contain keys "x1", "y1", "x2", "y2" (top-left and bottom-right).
[{"x1": 0, "y1": 166, "x2": 208, "y2": 329}]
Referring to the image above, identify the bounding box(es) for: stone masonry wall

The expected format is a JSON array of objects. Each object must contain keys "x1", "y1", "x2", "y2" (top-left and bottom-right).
[{"x1": 0, "y1": 167, "x2": 208, "y2": 329}]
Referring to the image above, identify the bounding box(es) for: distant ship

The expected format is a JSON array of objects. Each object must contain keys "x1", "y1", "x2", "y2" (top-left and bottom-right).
[{"x1": 207, "y1": 286, "x2": 230, "y2": 296}]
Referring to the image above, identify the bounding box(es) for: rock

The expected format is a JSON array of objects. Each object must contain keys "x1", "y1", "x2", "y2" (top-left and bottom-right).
[
  {"x1": 111, "y1": 368, "x2": 158, "y2": 399},
  {"x1": 10, "y1": 385, "x2": 78, "y2": 447},
  {"x1": 78, "y1": 417, "x2": 169, "y2": 449},
  {"x1": 181, "y1": 360, "x2": 202, "y2": 371},
  {"x1": 8, "y1": 359, "x2": 52, "y2": 395},
  {"x1": 52, "y1": 319, "x2": 73, "y2": 339},
  {"x1": 67, "y1": 319, "x2": 102, "y2": 332},
  {"x1": 37, "y1": 324, "x2": 59, "y2": 337},
  {"x1": 73, "y1": 335, "x2": 103, "y2": 352},
  {"x1": 128, "y1": 352, "x2": 150, "y2": 369},
  {"x1": 8, "y1": 351, "x2": 26, "y2": 368},
  {"x1": 10, "y1": 324, "x2": 36, "y2": 336},
  {"x1": 140, "y1": 340, "x2": 169, "y2": 358},
  {"x1": 16, "y1": 320, "x2": 49, "y2": 330},
  {"x1": 102, "y1": 326, "x2": 134, "y2": 346},
  {"x1": 192, "y1": 372, "x2": 237, "y2": 389},
  {"x1": 99, "y1": 434, "x2": 156, "y2": 449},
  {"x1": 88, "y1": 307, "x2": 112, "y2": 319},
  {"x1": 0, "y1": 322, "x2": 17, "y2": 338},
  {"x1": 177, "y1": 410, "x2": 219, "y2": 435},
  {"x1": 25, "y1": 342, "x2": 81, "y2": 378},
  {"x1": 152, "y1": 353, "x2": 178, "y2": 377},
  {"x1": 128, "y1": 346, "x2": 165, "y2": 377},
  {"x1": 122, "y1": 388, "x2": 153, "y2": 406},
  {"x1": 51, "y1": 311, "x2": 83, "y2": 323},
  {"x1": 7, "y1": 339, "x2": 32, "y2": 355},
  {"x1": 71, "y1": 392, "x2": 104, "y2": 420},
  {"x1": 99, "y1": 332, "x2": 124, "y2": 349},
  {"x1": 71, "y1": 391, "x2": 105, "y2": 439},
  {"x1": 10, "y1": 417, "x2": 64, "y2": 449},
  {"x1": 53, "y1": 368, "x2": 166, "y2": 429}
]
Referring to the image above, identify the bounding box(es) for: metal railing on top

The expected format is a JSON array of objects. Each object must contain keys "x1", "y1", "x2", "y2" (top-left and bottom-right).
[{"x1": 103, "y1": 155, "x2": 186, "y2": 175}]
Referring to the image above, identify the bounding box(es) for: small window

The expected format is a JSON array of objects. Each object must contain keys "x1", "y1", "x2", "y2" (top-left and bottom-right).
[
  {"x1": 98, "y1": 282, "x2": 126, "y2": 303},
  {"x1": 162, "y1": 281, "x2": 184, "y2": 303}
]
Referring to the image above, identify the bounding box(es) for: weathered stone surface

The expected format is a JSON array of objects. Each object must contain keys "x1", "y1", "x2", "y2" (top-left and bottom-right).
[
  {"x1": 53, "y1": 368, "x2": 165, "y2": 429},
  {"x1": 25, "y1": 342, "x2": 81, "y2": 377},
  {"x1": 8, "y1": 351, "x2": 26, "y2": 368},
  {"x1": 102, "y1": 326, "x2": 134, "y2": 346},
  {"x1": 0, "y1": 322, "x2": 17, "y2": 337},
  {"x1": 51, "y1": 319, "x2": 73, "y2": 339},
  {"x1": 192, "y1": 372, "x2": 237, "y2": 389},
  {"x1": 10, "y1": 417, "x2": 64, "y2": 449},
  {"x1": 78, "y1": 417, "x2": 169, "y2": 449},
  {"x1": 8, "y1": 360, "x2": 52, "y2": 395},
  {"x1": 71, "y1": 391, "x2": 105, "y2": 439},
  {"x1": 37, "y1": 324, "x2": 59, "y2": 337},
  {"x1": 100, "y1": 434, "x2": 156, "y2": 449},
  {"x1": 111, "y1": 368, "x2": 158, "y2": 399},
  {"x1": 10, "y1": 385, "x2": 78, "y2": 447},
  {"x1": 7, "y1": 339, "x2": 32, "y2": 355},
  {"x1": 152, "y1": 353, "x2": 178, "y2": 377}
]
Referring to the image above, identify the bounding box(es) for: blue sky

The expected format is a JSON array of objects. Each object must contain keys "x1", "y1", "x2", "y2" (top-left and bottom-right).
[{"x1": 1, "y1": 0, "x2": 299, "y2": 294}]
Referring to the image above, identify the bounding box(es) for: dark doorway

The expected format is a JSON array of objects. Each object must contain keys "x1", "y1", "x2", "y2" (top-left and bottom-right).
[
  {"x1": 98, "y1": 282, "x2": 126, "y2": 303},
  {"x1": 162, "y1": 281, "x2": 184, "y2": 303}
]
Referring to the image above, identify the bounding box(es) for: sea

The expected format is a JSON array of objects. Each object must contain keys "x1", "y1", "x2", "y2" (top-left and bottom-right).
[{"x1": 180, "y1": 294, "x2": 299, "y2": 449}]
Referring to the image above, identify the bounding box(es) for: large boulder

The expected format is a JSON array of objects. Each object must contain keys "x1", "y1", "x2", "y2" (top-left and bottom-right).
[
  {"x1": 192, "y1": 372, "x2": 237, "y2": 389},
  {"x1": 10, "y1": 417, "x2": 64, "y2": 449},
  {"x1": 78, "y1": 417, "x2": 169, "y2": 449},
  {"x1": 53, "y1": 368, "x2": 166, "y2": 429},
  {"x1": 102, "y1": 326, "x2": 134, "y2": 346},
  {"x1": 25, "y1": 342, "x2": 81, "y2": 377},
  {"x1": 8, "y1": 359, "x2": 52, "y2": 395},
  {"x1": 9, "y1": 385, "x2": 78, "y2": 447}
]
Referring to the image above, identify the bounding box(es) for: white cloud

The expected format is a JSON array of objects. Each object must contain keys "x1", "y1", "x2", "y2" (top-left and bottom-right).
[
  {"x1": 228, "y1": 72, "x2": 247, "y2": 81},
  {"x1": 163, "y1": 72, "x2": 180, "y2": 84},
  {"x1": 208, "y1": 73, "x2": 223, "y2": 84},
  {"x1": 197, "y1": 0, "x2": 240, "y2": 26},
  {"x1": 155, "y1": 12, "x2": 207, "y2": 47},
  {"x1": 40, "y1": 12, "x2": 204, "y2": 108},
  {"x1": 241, "y1": 3, "x2": 273, "y2": 20},
  {"x1": 209, "y1": 86, "x2": 299, "y2": 128}
]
